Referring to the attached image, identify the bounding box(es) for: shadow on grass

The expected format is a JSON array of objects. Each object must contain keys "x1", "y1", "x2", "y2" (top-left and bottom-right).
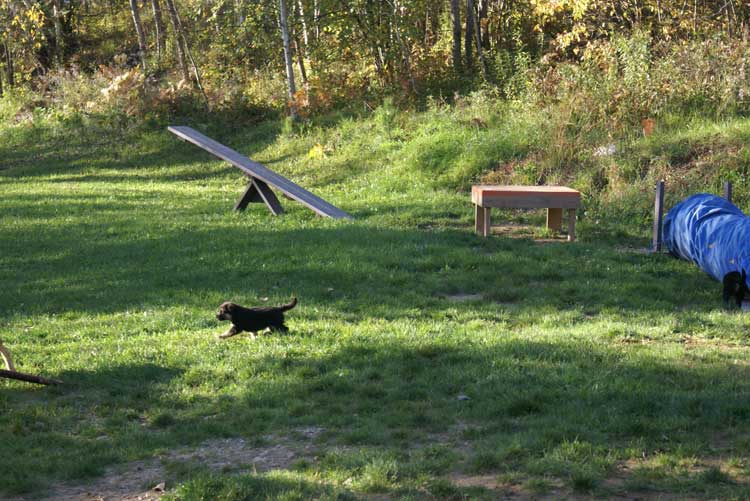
[
  {"x1": 0, "y1": 212, "x2": 716, "y2": 321},
  {"x1": 169, "y1": 340, "x2": 750, "y2": 497},
  {"x1": 0, "y1": 363, "x2": 183, "y2": 496},
  {"x1": 3, "y1": 339, "x2": 750, "y2": 496},
  {"x1": 0, "y1": 119, "x2": 283, "y2": 179}
]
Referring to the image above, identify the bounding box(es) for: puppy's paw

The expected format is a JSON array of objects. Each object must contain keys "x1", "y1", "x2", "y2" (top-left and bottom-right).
[{"x1": 218, "y1": 325, "x2": 239, "y2": 339}]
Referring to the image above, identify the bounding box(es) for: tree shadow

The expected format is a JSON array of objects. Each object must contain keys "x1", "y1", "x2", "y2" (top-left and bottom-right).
[
  {"x1": 3, "y1": 339, "x2": 750, "y2": 496},
  {"x1": 0, "y1": 210, "x2": 716, "y2": 322},
  {"x1": 0, "y1": 363, "x2": 184, "y2": 496},
  {"x1": 0, "y1": 120, "x2": 283, "y2": 180}
]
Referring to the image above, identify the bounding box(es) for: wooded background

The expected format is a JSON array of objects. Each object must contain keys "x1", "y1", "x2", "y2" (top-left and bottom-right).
[{"x1": 1, "y1": 0, "x2": 748, "y2": 116}]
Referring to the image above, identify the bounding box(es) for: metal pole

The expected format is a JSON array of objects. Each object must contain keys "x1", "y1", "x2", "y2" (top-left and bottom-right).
[
  {"x1": 723, "y1": 181, "x2": 733, "y2": 204},
  {"x1": 653, "y1": 180, "x2": 665, "y2": 253}
]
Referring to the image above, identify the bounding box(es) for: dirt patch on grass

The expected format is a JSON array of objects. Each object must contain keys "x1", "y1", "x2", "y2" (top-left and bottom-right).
[
  {"x1": 448, "y1": 473, "x2": 575, "y2": 500},
  {"x1": 440, "y1": 293, "x2": 484, "y2": 302},
  {"x1": 599, "y1": 456, "x2": 749, "y2": 500},
  {"x1": 615, "y1": 245, "x2": 652, "y2": 254},
  {"x1": 15, "y1": 429, "x2": 323, "y2": 501},
  {"x1": 488, "y1": 223, "x2": 570, "y2": 244},
  {"x1": 450, "y1": 473, "x2": 502, "y2": 490},
  {"x1": 170, "y1": 438, "x2": 300, "y2": 472}
]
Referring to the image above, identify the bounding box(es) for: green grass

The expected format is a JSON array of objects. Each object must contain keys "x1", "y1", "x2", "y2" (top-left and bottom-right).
[{"x1": 3, "y1": 105, "x2": 750, "y2": 499}]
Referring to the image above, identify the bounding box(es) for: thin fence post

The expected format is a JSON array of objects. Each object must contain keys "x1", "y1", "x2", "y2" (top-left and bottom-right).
[
  {"x1": 723, "y1": 181, "x2": 733, "y2": 204},
  {"x1": 653, "y1": 180, "x2": 665, "y2": 253}
]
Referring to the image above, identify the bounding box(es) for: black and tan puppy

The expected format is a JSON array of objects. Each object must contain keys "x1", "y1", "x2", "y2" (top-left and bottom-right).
[
  {"x1": 216, "y1": 297, "x2": 297, "y2": 339},
  {"x1": 722, "y1": 271, "x2": 748, "y2": 308}
]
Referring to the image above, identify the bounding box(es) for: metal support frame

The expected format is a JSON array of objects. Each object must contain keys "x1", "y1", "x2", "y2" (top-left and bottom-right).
[{"x1": 652, "y1": 180, "x2": 665, "y2": 253}]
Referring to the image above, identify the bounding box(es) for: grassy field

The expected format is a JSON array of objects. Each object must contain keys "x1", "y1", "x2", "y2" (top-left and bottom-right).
[{"x1": 3, "y1": 106, "x2": 750, "y2": 500}]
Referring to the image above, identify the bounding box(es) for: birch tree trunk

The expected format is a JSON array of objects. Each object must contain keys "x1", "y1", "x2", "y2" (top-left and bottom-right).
[
  {"x1": 165, "y1": 0, "x2": 190, "y2": 81},
  {"x1": 151, "y1": 0, "x2": 166, "y2": 63},
  {"x1": 297, "y1": 0, "x2": 309, "y2": 47},
  {"x1": 293, "y1": 0, "x2": 309, "y2": 82},
  {"x1": 52, "y1": 0, "x2": 64, "y2": 65},
  {"x1": 167, "y1": 1, "x2": 209, "y2": 107},
  {"x1": 129, "y1": 0, "x2": 148, "y2": 71},
  {"x1": 450, "y1": 0, "x2": 461, "y2": 73},
  {"x1": 279, "y1": 0, "x2": 298, "y2": 120},
  {"x1": 313, "y1": 0, "x2": 320, "y2": 41}
]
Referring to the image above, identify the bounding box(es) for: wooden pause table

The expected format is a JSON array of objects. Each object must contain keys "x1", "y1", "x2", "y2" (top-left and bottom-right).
[{"x1": 472, "y1": 185, "x2": 581, "y2": 241}]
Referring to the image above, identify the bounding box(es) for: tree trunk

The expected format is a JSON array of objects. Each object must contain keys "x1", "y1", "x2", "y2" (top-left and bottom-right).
[
  {"x1": 5, "y1": 44, "x2": 14, "y2": 87},
  {"x1": 391, "y1": 1, "x2": 416, "y2": 93},
  {"x1": 464, "y1": 0, "x2": 473, "y2": 69},
  {"x1": 52, "y1": 0, "x2": 65, "y2": 65},
  {"x1": 294, "y1": 37, "x2": 308, "y2": 85},
  {"x1": 478, "y1": 0, "x2": 489, "y2": 47},
  {"x1": 165, "y1": 0, "x2": 190, "y2": 81},
  {"x1": 294, "y1": 0, "x2": 309, "y2": 82},
  {"x1": 428, "y1": 3, "x2": 440, "y2": 45},
  {"x1": 279, "y1": 0, "x2": 298, "y2": 120},
  {"x1": 129, "y1": 0, "x2": 148, "y2": 71},
  {"x1": 151, "y1": 0, "x2": 166, "y2": 63},
  {"x1": 297, "y1": 0, "x2": 309, "y2": 47},
  {"x1": 469, "y1": 0, "x2": 488, "y2": 81},
  {"x1": 450, "y1": 0, "x2": 461, "y2": 73},
  {"x1": 168, "y1": 1, "x2": 209, "y2": 106},
  {"x1": 235, "y1": 0, "x2": 245, "y2": 25},
  {"x1": 313, "y1": 0, "x2": 320, "y2": 41}
]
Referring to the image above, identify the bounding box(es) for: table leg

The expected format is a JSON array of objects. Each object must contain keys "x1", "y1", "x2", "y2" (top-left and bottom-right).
[
  {"x1": 567, "y1": 209, "x2": 576, "y2": 242},
  {"x1": 475, "y1": 205, "x2": 491, "y2": 237},
  {"x1": 547, "y1": 208, "x2": 563, "y2": 232}
]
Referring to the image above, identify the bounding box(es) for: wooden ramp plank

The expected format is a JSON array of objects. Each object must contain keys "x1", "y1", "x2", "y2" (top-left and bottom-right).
[{"x1": 168, "y1": 126, "x2": 352, "y2": 219}]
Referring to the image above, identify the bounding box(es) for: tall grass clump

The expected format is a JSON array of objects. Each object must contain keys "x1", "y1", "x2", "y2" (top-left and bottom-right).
[
  {"x1": 512, "y1": 32, "x2": 750, "y2": 224},
  {"x1": 398, "y1": 91, "x2": 541, "y2": 189}
]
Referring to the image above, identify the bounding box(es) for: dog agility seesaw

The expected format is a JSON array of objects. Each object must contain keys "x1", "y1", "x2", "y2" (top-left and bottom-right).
[{"x1": 168, "y1": 126, "x2": 352, "y2": 219}]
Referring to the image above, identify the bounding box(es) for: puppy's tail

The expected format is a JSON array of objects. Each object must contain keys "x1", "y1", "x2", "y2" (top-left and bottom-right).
[{"x1": 280, "y1": 297, "x2": 298, "y2": 311}]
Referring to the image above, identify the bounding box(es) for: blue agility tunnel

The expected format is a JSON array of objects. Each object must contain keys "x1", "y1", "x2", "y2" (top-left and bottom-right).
[{"x1": 663, "y1": 193, "x2": 750, "y2": 303}]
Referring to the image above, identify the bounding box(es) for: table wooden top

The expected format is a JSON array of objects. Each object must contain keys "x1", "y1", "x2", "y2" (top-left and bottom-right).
[
  {"x1": 472, "y1": 185, "x2": 580, "y2": 196},
  {"x1": 472, "y1": 185, "x2": 581, "y2": 208}
]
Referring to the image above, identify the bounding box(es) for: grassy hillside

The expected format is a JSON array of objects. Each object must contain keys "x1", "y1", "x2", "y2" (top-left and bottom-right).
[{"x1": 3, "y1": 102, "x2": 750, "y2": 499}]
